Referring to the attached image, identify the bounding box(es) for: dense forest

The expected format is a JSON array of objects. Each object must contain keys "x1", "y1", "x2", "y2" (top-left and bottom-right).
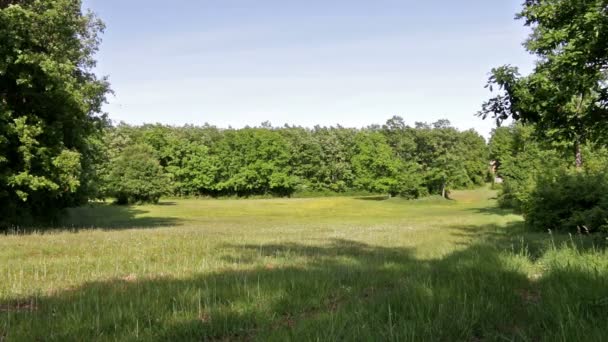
[{"x1": 98, "y1": 118, "x2": 489, "y2": 202}]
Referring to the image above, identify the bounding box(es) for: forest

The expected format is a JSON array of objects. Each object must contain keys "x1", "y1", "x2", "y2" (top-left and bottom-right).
[{"x1": 99, "y1": 119, "x2": 488, "y2": 200}]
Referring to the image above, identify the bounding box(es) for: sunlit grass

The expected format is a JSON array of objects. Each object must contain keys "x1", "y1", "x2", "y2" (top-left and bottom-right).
[{"x1": 1, "y1": 187, "x2": 607, "y2": 341}]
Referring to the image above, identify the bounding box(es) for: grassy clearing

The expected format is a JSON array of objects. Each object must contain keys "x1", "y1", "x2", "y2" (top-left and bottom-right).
[{"x1": 1, "y1": 187, "x2": 607, "y2": 341}]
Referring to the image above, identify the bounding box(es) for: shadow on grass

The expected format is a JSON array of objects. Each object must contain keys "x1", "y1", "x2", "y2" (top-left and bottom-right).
[
  {"x1": 155, "y1": 201, "x2": 178, "y2": 206},
  {"x1": 56, "y1": 203, "x2": 182, "y2": 231},
  {"x1": 354, "y1": 195, "x2": 391, "y2": 201},
  {"x1": 466, "y1": 206, "x2": 517, "y2": 216},
  {"x1": 2, "y1": 233, "x2": 607, "y2": 341},
  {"x1": 450, "y1": 220, "x2": 607, "y2": 261}
]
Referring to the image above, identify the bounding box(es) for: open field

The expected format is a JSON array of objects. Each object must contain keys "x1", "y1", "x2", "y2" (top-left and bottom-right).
[{"x1": 1, "y1": 188, "x2": 607, "y2": 341}]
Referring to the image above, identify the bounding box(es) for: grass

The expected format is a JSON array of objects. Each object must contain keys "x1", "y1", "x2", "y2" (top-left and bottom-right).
[{"x1": 1, "y1": 187, "x2": 607, "y2": 341}]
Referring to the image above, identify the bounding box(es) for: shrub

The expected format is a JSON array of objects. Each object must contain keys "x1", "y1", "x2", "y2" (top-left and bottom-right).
[
  {"x1": 496, "y1": 147, "x2": 567, "y2": 212},
  {"x1": 498, "y1": 175, "x2": 536, "y2": 212},
  {"x1": 524, "y1": 170, "x2": 608, "y2": 233},
  {"x1": 395, "y1": 172, "x2": 428, "y2": 199},
  {"x1": 105, "y1": 144, "x2": 170, "y2": 204}
]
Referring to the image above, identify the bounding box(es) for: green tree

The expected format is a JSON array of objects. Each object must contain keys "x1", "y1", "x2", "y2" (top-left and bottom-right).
[
  {"x1": 314, "y1": 126, "x2": 357, "y2": 192},
  {"x1": 415, "y1": 121, "x2": 473, "y2": 198},
  {"x1": 0, "y1": 0, "x2": 109, "y2": 226},
  {"x1": 381, "y1": 116, "x2": 417, "y2": 161},
  {"x1": 97, "y1": 120, "x2": 491, "y2": 200},
  {"x1": 480, "y1": 0, "x2": 608, "y2": 168},
  {"x1": 105, "y1": 144, "x2": 169, "y2": 204},
  {"x1": 213, "y1": 128, "x2": 298, "y2": 196},
  {"x1": 165, "y1": 140, "x2": 219, "y2": 196},
  {"x1": 488, "y1": 126, "x2": 515, "y2": 172},
  {"x1": 279, "y1": 126, "x2": 325, "y2": 192},
  {"x1": 459, "y1": 129, "x2": 490, "y2": 186},
  {"x1": 489, "y1": 124, "x2": 568, "y2": 211},
  {"x1": 352, "y1": 131, "x2": 402, "y2": 195}
]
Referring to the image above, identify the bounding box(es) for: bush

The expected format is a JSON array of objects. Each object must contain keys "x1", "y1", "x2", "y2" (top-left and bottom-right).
[
  {"x1": 496, "y1": 147, "x2": 567, "y2": 212},
  {"x1": 396, "y1": 173, "x2": 428, "y2": 199},
  {"x1": 524, "y1": 170, "x2": 608, "y2": 233},
  {"x1": 105, "y1": 144, "x2": 170, "y2": 204},
  {"x1": 498, "y1": 176, "x2": 536, "y2": 212}
]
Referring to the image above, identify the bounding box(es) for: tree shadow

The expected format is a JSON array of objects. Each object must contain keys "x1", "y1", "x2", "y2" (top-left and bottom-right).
[
  {"x1": 57, "y1": 203, "x2": 182, "y2": 231},
  {"x1": 2, "y1": 234, "x2": 607, "y2": 340},
  {"x1": 155, "y1": 201, "x2": 178, "y2": 206},
  {"x1": 466, "y1": 206, "x2": 517, "y2": 216},
  {"x1": 354, "y1": 195, "x2": 391, "y2": 201},
  {"x1": 449, "y1": 220, "x2": 607, "y2": 263}
]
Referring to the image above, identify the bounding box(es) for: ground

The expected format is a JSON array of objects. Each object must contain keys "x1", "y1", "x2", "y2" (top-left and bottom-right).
[{"x1": 1, "y1": 187, "x2": 607, "y2": 341}]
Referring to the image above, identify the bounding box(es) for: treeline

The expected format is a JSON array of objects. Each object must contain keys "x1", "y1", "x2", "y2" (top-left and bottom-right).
[
  {"x1": 98, "y1": 117, "x2": 489, "y2": 203},
  {"x1": 489, "y1": 124, "x2": 608, "y2": 233}
]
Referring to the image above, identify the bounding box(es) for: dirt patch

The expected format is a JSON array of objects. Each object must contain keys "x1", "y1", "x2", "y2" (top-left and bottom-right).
[
  {"x1": 271, "y1": 293, "x2": 346, "y2": 332},
  {"x1": 199, "y1": 312, "x2": 212, "y2": 323},
  {"x1": 517, "y1": 288, "x2": 541, "y2": 305},
  {"x1": 0, "y1": 300, "x2": 38, "y2": 313},
  {"x1": 121, "y1": 274, "x2": 138, "y2": 282}
]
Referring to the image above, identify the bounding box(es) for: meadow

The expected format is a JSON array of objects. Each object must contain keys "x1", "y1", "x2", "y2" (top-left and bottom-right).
[{"x1": 1, "y1": 187, "x2": 607, "y2": 341}]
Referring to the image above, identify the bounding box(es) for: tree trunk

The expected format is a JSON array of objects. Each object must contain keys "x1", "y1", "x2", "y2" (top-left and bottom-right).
[
  {"x1": 441, "y1": 182, "x2": 446, "y2": 199},
  {"x1": 574, "y1": 94, "x2": 585, "y2": 169},
  {"x1": 575, "y1": 138, "x2": 583, "y2": 169}
]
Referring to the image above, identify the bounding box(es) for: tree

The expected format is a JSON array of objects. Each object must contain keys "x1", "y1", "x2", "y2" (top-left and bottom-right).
[
  {"x1": 479, "y1": 0, "x2": 608, "y2": 168},
  {"x1": 213, "y1": 128, "x2": 298, "y2": 196},
  {"x1": 488, "y1": 126, "x2": 515, "y2": 172},
  {"x1": 381, "y1": 116, "x2": 417, "y2": 161},
  {"x1": 105, "y1": 144, "x2": 169, "y2": 204},
  {"x1": 279, "y1": 126, "x2": 325, "y2": 191},
  {"x1": 459, "y1": 129, "x2": 490, "y2": 186},
  {"x1": 98, "y1": 120, "x2": 491, "y2": 200},
  {"x1": 490, "y1": 124, "x2": 567, "y2": 211},
  {"x1": 415, "y1": 121, "x2": 472, "y2": 198},
  {"x1": 165, "y1": 140, "x2": 219, "y2": 196},
  {"x1": 0, "y1": 0, "x2": 109, "y2": 226},
  {"x1": 314, "y1": 126, "x2": 357, "y2": 192},
  {"x1": 352, "y1": 131, "x2": 402, "y2": 195}
]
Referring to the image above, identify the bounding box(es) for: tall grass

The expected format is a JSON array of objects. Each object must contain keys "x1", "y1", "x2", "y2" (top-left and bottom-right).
[{"x1": 1, "y1": 188, "x2": 607, "y2": 341}]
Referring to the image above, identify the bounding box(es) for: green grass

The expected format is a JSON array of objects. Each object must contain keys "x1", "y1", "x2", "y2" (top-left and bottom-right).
[{"x1": 1, "y1": 187, "x2": 607, "y2": 341}]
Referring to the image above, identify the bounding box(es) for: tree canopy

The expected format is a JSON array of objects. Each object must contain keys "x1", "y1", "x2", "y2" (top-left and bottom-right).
[
  {"x1": 0, "y1": 0, "x2": 109, "y2": 226},
  {"x1": 99, "y1": 119, "x2": 489, "y2": 201},
  {"x1": 479, "y1": 0, "x2": 608, "y2": 167}
]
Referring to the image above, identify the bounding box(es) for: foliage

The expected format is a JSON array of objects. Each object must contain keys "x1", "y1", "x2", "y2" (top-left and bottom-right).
[
  {"x1": 489, "y1": 123, "x2": 608, "y2": 234},
  {"x1": 525, "y1": 169, "x2": 608, "y2": 233},
  {"x1": 313, "y1": 126, "x2": 357, "y2": 193},
  {"x1": 490, "y1": 124, "x2": 567, "y2": 211},
  {"x1": 165, "y1": 141, "x2": 218, "y2": 196},
  {"x1": 479, "y1": 0, "x2": 608, "y2": 167},
  {"x1": 101, "y1": 118, "x2": 489, "y2": 200},
  {"x1": 0, "y1": 0, "x2": 109, "y2": 227},
  {"x1": 394, "y1": 162, "x2": 428, "y2": 199},
  {"x1": 352, "y1": 131, "x2": 403, "y2": 195},
  {"x1": 415, "y1": 121, "x2": 487, "y2": 198},
  {"x1": 105, "y1": 144, "x2": 169, "y2": 204},
  {"x1": 213, "y1": 128, "x2": 299, "y2": 197}
]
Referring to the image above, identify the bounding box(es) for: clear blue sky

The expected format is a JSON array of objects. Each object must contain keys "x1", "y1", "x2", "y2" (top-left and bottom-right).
[{"x1": 83, "y1": 0, "x2": 535, "y2": 137}]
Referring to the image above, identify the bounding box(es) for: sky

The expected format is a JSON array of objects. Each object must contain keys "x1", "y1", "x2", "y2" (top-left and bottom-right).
[{"x1": 82, "y1": 0, "x2": 536, "y2": 137}]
